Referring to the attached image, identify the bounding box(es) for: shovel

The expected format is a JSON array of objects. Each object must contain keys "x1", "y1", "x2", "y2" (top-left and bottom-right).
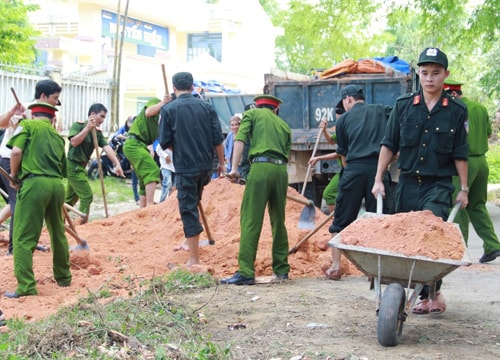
[
  {"x1": 63, "y1": 206, "x2": 90, "y2": 251},
  {"x1": 287, "y1": 194, "x2": 316, "y2": 230},
  {"x1": 198, "y1": 202, "x2": 215, "y2": 246},
  {"x1": 289, "y1": 211, "x2": 334, "y2": 254}
]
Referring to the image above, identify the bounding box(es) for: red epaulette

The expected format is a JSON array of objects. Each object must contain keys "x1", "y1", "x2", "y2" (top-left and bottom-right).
[
  {"x1": 442, "y1": 98, "x2": 448, "y2": 107},
  {"x1": 413, "y1": 95, "x2": 421, "y2": 105}
]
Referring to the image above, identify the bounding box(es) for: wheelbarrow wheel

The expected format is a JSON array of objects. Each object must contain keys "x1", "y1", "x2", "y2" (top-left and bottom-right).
[{"x1": 377, "y1": 283, "x2": 406, "y2": 347}]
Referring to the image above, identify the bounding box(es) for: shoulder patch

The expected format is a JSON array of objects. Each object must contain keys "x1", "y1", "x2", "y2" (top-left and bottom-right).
[
  {"x1": 450, "y1": 96, "x2": 467, "y2": 110},
  {"x1": 397, "y1": 92, "x2": 414, "y2": 101}
]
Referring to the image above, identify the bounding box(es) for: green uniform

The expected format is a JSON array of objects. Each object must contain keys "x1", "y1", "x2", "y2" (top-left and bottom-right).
[
  {"x1": 66, "y1": 121, "x2": 107, "y2": 214},
  {"x1": 123, "y1": 98, "x2": 161, "y2": 195},
  {"x1": 322, "y1": 132, "x2": 342, "y2": 206},
  {"x1": 7, "y1": 118, "x2": 71, "y2": 296},
  {"x1": 235, "y1": 107, "x2": 291, "y2": 278},
  {"x1": 452, "y1": 97, "x2": 500, "y2": 254}
]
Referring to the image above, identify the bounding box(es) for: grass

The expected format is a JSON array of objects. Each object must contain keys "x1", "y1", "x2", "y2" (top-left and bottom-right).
[
  {"x1": 1, "y1": 176, "x2": 231, "y2": 359},
  {"x1": 0, "y1": 270, "x2": 230, "y2": 359}
]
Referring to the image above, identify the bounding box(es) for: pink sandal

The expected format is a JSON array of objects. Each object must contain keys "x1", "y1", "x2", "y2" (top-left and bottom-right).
[
  {"x1": 428, "y1": 292, "x2": 446, "y2": 314},
  {"x1": 412, "y1": 299, "x2": 429, "y2": 314}
]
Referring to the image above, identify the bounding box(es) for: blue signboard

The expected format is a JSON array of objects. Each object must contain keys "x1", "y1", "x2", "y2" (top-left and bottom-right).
[{"x1": 101, "y1": 10, "x2": 168, "y2": 50}]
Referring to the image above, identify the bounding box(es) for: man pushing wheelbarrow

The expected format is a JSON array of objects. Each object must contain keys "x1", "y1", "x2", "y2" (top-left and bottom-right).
[{"x1": 371, "y1": 47, "x2": 469, "y2": 314}]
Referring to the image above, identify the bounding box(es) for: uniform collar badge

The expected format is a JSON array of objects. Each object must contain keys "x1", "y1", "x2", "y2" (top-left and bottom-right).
[{"x1": 413, "y1": 95, "x2": 421, "y2": 105}]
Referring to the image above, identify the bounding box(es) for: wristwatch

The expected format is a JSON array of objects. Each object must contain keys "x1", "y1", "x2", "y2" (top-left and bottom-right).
[{"x1": 460, "y1": 186, "x2": 469, "y2": 193}]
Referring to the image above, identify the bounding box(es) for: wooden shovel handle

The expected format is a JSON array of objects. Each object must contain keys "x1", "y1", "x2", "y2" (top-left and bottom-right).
[
  {"x1": 161, "y1": 64, "x2": 169, "y2": 94},
  {"x1": 198, "y1": 202, "x2": 215, "y2": 245},
  {"x1": 91, "y1": 127, "x2": 109, "y2": 218},
  {"x1": 301, "y1": 127, "x2": 323, "y2": 196},
  {"x1": 287, "y1": 194, "x2": 313, "y2": 207},
  {"x1": 289, "y1": 211, "x2": 335, "y2": 254}
]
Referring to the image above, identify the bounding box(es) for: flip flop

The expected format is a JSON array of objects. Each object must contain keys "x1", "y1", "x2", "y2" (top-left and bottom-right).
[
  {"x1": 324, "y1": 268, "x2": 341, "y2": 281},
  {"x1": 429, "y1": 292, "x2": 446, "y2": 314},
  {"x1": 412, "y1": 299, "x2": 429, "y2": 314}
]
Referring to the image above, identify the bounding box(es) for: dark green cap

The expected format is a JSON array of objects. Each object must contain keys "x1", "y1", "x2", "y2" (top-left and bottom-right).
[{"x1": 417, "y1": 47, "x2": 448, "y2": 69}]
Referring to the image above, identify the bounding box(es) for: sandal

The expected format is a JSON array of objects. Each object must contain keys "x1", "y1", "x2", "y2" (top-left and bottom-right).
[
  {"x1": 412, "y1": 299, "x2": 429, "y2": 314},
  {"x1": 428, "y1": 292, "x2": 446, "y2": 314},
  {"x1": 324, "y1": 268, "x2": 341, "y2": 281}
]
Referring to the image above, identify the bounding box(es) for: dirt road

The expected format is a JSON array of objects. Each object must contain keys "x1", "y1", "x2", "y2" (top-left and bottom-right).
[{"x1": 179, "y1": 203, "x2": 500, "y2": 359}]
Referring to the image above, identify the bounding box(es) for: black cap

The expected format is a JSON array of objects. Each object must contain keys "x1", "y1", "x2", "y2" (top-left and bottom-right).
[
  {"x1": 417, "y1": 47, "x2": 448, "y2": 69},
  {"x1": 335, "y1": 99, "x2": 345, "y2": 115},
  {"x1": 172, "y1": 72, "x2": 194, "y2": 91},
  {"x1": 341, "y1": 85, "x2": 363, "y2": 99}
]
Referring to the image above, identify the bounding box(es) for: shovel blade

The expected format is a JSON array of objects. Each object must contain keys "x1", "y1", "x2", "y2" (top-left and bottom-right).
[
  {"x1": 199, "y1": 239, "x2": 215, "y2": 247},
  {"x1": 70, "y1": 240, "x2": 90, "y2": 251},
  {"x1": 298, "y1": 205, "x2": 316, "y2": 230}
]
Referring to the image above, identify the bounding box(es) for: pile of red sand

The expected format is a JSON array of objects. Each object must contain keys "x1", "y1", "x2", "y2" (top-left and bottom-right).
[{"x1": 339, "y1": 210, "x2": 466, "y2": 260}]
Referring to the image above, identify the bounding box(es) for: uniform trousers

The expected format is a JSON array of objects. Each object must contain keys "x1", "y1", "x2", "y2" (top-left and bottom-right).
[
  {"x1": 397, "y1": 174, "x2": 455, "y2": 299},
  {"x1": 123, "y1": 138, "x2": 160, "y2": 196},
  {"x1": 238, "y1": 162, "x2": 289, "y2": 278},
  {"x1": 65, "y1": 160, "x2": 92, "y2": 214},
  {"x1": 452, "y1": 155, "x2": 500, "y2": 254},
  {"x1": 14, "y1": 177, "x2": 71, "y2": 295}
]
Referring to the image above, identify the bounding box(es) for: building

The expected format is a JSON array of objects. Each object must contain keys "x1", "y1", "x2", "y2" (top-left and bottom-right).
[{"x1": 27, "y1": 0, "x2": 279, "y2": 124}]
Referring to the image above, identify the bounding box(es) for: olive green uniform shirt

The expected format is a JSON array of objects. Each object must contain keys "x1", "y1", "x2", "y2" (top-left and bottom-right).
[
  {"x1": 235, "y1": 108, "x2": 291, "y2": 162},
  {"x1": 8, "y1": 119, "x2": 67, "y2": 179},
  {"x1": 67, "y1": 121, "x2": 107, "y2": 164},
  {"x1": 128, "y1": 98, "x2": 161, "y2": 145}
]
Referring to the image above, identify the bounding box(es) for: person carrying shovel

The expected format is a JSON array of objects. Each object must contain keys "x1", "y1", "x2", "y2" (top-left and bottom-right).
[
  {"x1": 221, "y1": 94, "x2": 291, "y2": 285},
  {"x1": 65, "y1": 103, "x2": 124, "y2": 223},
  {"x1": 159, "y1": 71, "x2": 225, "y2": 267},
  {"x1": 4, "y1": 102, "x2": 72, "y2": 298}
]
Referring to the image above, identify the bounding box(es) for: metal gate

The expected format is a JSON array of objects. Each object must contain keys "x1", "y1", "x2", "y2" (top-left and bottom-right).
[{"x1": 0, "y1": 63, "x2": 113, "y2": 135}]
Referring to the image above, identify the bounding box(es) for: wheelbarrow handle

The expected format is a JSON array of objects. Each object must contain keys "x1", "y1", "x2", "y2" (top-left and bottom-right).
[
  {"x1": 376, "y1": 193, "x2": 383, "y2": 215},
  {"x1": 447, "y1": 202, "x2": 461, "y2": 223}
]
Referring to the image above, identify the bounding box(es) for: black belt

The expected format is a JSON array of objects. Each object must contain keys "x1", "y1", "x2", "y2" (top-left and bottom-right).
[
  {"x1": 23, "y1": 174, "x2": 61, "y2": 180},
  {"x1": 400, "y1": 174, "x2": 450, "y2": 184},
  {"x1": 251, "y1": 157, "x2": 287, "y2": 165}
]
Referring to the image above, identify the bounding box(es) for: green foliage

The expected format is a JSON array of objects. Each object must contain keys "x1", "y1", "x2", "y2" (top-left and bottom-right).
[
  {"x1": 487, "y1": 144, "x2": 500, "y2": 184},
  {"x1": 148, "y1": 269, "x2": 217, "y2": 294},
  {"x1": 0, "y1": 270, "x2": 229, "y2": 359},
  {"x1": 262, "y1": 0, "x2": 498, "y2": 107},
  {"x1": 0, "y1": 0, "x2": 40, "y2": 65},
  {"x1": 270, "y1": 0, "x2": 386, "y2": 73}
]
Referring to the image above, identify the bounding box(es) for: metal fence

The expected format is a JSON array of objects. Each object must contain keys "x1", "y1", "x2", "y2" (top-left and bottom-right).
[{"x1": 0, "y1": 63, "x2": 113, "y2": 136}]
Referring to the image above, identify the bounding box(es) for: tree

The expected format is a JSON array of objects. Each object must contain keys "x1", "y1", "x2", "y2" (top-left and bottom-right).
[
  {"x1": 0, "y1": 0, "x2": 40, "y2": 65},
  {"x1": 265, "y1": 0, "x2": 389, "y2": 74},
  {"x1": 262, "y1": 0, "x2": 498, "y2": 109}
]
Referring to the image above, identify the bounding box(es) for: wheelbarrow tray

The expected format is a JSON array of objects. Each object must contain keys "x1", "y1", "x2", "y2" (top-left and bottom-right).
[{"x1": 328, "y1": 212, "x2": 471, "y2": 286}]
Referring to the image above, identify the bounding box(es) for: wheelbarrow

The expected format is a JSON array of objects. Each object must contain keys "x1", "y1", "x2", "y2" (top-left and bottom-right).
[{"x1": 328, "y1": 198, "x2": 471, "y2": 347}]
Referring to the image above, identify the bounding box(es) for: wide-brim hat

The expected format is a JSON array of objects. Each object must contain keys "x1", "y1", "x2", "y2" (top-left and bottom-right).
[
  {"x1": 253, "y1": 94, "x2": 283, "y2": 108},
  {"x1": 28, "y1": 102, "x2": 58, "y2": 117},
  {"x1": 444, "y1": 79, "x2": 462, "y2": 91}
]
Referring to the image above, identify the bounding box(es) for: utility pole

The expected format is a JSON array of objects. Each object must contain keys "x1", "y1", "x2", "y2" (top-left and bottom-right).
[{"x1": 111, "y1": 0, "x2": 130, "y2": 130}]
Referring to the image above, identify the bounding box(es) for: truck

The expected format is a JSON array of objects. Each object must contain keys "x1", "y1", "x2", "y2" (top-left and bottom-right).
[{"x1": 204, "y1": 70, "x2": 416, "y2": 207}]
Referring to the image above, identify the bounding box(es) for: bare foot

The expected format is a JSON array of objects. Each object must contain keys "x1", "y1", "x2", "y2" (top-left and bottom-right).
[
  {"x1": 185, "y1": 260, "x2": 200, "y2": 267},
  {"x1": 173, "y1": 241, "x2": 189, "y2": 252},
  {"x1": 324, "y1": 267, "x2": 341, "y2": 281}
]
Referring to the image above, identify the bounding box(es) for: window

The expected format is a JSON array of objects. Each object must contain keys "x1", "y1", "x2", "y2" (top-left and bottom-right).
[{"x1": 187, "y1": 33, "x2": 222, "y2": 62}]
